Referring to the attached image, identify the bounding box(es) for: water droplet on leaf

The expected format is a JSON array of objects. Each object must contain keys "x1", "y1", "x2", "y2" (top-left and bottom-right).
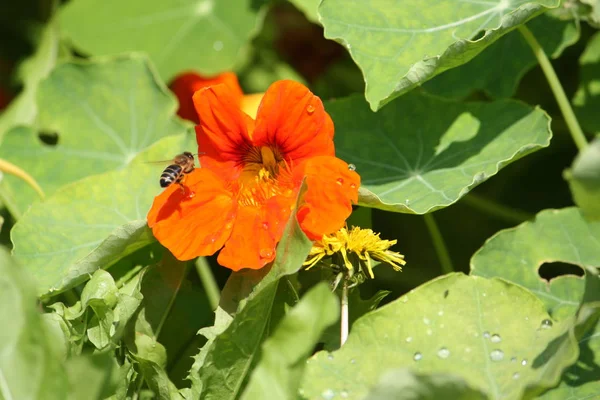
[
  {"x1": 483, "y1": 331, "x2": 490, "y2": 339},
  {"x1": 327, "y1": 354, "x2": 334, "y2": 360},
  {"x1": 521, "y1": 359, "x2": 528, "y2": 366},
  {"x1": 540, "y1": 319, "x2": 553, "y2": 329},
  {"x1": 321, "y1": 389, "x2": 335, "y2": 400},
  {"x1": 491, "y1": 334, "x2": 501, "y2": 343},
  {"x1": 340, "y1": 390, "x2": 349, "y2": 398},
  {"x1": 413, "y1": 352, "x2": 422, "y2": 361},
  {"x1": 423, "y1": 317, "x2": 430, "y2": 325},
  {"x1": 513, "y1": 372, "x2": 520, "y2": 380},
  {"x1": 348, "y1": 163, "x2": 356, "y2": 171},
  {"x1": 405, "y1": 336, "x2": 413, "y2": 343},
  {"x1": 437, "y1": 347, "x2": 450, "y2": 359},
  {"x1": 490, "y1": 349, "x2": 504, "y2": 361},
  {"x1": 426, "y1": 329, "x2": 432, "y2": 335},
  {"x1": 350, "y1": 359, "x2": 356, "y2": 364},
  {"x1": 438, "y1": 310, "x2": 444, "y2": 316},
  {"x1": 510, "y1": 357, "x2": 517, "y2": 363}
]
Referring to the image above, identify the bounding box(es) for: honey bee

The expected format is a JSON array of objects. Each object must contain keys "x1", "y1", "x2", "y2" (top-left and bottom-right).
[{"x1": 160, "y1": 152, "x2": 195, "y2": 188}]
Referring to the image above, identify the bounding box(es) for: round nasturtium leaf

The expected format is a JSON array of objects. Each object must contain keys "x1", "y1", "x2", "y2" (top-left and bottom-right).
[
  {"x1": 59, "y1": 0, "x2": 262, "y2": 80},
  {"x1": 0, "y1": 54, "x2": 186, "y2": 218},
  {"x1": 319, "y1": 0, "x2": 560, "y2": 110},
  {"x1": 300, "y1": 274, "x2": 578, "y2": 400},
  {"x1": 327, "y1": 93, "x2": 551, "y2": 214},
  {"x1": 11, "y1": 132, "x2": 196, "y2": 298},
  {"x1": 471, "y1": 208, "x2": 600, "y2": 320}
]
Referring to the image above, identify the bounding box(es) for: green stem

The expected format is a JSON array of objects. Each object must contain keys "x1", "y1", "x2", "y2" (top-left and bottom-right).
[
  {"x1": 340, "y1": 279, "x2": 349, "y2": 346},
  {"x1": 518, "y1": 25, "x2": 587, "y2": 151},
  {"x1": 195, "y1": 257, "x2": 220, "y2": 310},
  {"x1": 423, "y1": 213, "x2": 454, "y2": 274},
  {"x1": 155, "y1": 262, "x2": 189, "y2": 340},
  {"x1": 463, "y1": 193, "x2": 533, "y2": 224}
]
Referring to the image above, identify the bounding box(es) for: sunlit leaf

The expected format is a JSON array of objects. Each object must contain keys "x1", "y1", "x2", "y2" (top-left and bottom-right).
[
  {"x1": 471, "y1": 208, "x2": 600, "y2": 320},
  {"x1": 327, "y1": 93, "x2": 551, "y2": 214},
  {"x1": 11, "y1": 132, "x2": 195, "y2": 298},
  {"x1": 0, "y1": 54, "x2": 186, "y2": 218},
  {"x1": 289, "y1": 0, "x2": 320, "y2": 23},
  {"x1": 59, "y1": 0, "x2": 263, "y2": 80},
  {"x1": 364, "y1": 369, "x2": 487, "y2": 400},
  {"x1": 301, "y1": 274, "x2": 578, "y2": 400},
  {"x1": 565, "y1": 139, "x2": 600, "y2": 220},
  {"x1": 424, "y1": 13, "x2": 579, "y2": 99},
  {"x1": 573, "y1": 31, "x2": 600, "y2": 135},
  {"x1": 319, "y1": 0, "x2": 559, "y2": 110},
  {"x1": 0, "y1": 248, "x2": 69, "y2": 399},
  {"x1": 241, "y1": 283, "x2": 339, "y2": 400}
]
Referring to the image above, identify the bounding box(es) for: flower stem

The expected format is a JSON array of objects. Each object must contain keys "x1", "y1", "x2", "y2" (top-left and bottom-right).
[
  {"x1": 462, "y1": 193, "x2": 533, "y2": 224},
  {"x1": 340, "y1": 278, "x2": 349, "y2": 346},
  {"x1": 0, "y1": 158, "x2": 45, "y2": 199},
  {"x1": 518, "y1": 25, "x2": 587, "y2": 151},
  {"x1": 423, "y1": 213, "x2": 454, "y2": 274},
  {"x1": 195, "y1": 257, "x2": 220, "y2": 310}
]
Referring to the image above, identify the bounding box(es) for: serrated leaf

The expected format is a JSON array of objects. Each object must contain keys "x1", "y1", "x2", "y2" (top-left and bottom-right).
[
  {"x1": 319, "y1": 0, "x2": 559, "y2": 110},
  {"x1": 301, "y1": 274, "x2": 578, "y2": 400},
  {"x1": 0, "y1": 248, "x2": 69, "y2": 399},
  {"x1": 187, "y1": 202, "x2": 313, "y2": 399},
  {"x1": 327, "y1": 93, "x2": 551, "y2": 214},
  {"x1": 424, "y1": 13, "x2": 579, "y2": 99},
  {"x1": 241, "y1": 283, "x2": 339, "y2": 400},
  {"x1": 0, "y1": 55, "x2": 185, "y2": 217},
  {"x1": 0, "y1": 21, "x2": 59, "y2": 139},
  {"x1": 59, "y1": 0, "x2": 262, "y2": 80},
  {"x1": 471, "y1": 208, "x2": 600, "y2": 320},
  {"x1": 364, "y1": 369, "x2": 487, "y2": 400},
  {"x1": 565, "y1": 139, "x2": 600, "y2": 220},
  {"x1": 11, "y1": 132, "x2": 195, "y2": 298},
  {"x1": 573, "y1": 31, "x2": 600, "y2": 135}
]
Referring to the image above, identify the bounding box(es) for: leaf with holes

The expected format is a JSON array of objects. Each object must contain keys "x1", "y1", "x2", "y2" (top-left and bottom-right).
[
  {"x1": 319, "y1": 0, "x2": 560, "y2": 110},
  {"x1": 424, "y1": 12, "x2": 579, "y2": 99},
  {"x1": 300, "y1": 273, "x2": 579, "y2": 400},
  {"x1": 327, "y1": 93, "x2": 551, "y2": 214},
  {"x1": 11, "y1": 132, "x2": 195, "y2": 298},
  {"x1": 573, "y1": 31, "x2": 600, "y2": 135},
  {"x1": 471, "y1": 208, "x2": 600, "y2": 320},
  {"x1": 59, "y1": 0, "x2": 262, "y2": 80},
  {"x1": 0, "y1": 54, "x2": 185, "y2": 218}
]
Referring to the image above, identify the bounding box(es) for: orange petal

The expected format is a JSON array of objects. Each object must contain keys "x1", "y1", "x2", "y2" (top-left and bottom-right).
[
  {"x1": 293, "y1": 156, "x2": 360, "y2": 240},
  {"x1": 253, "y1": 80, "x2": 334, "y2": 164},
  {"x1": 147, "y1": 168, "x2": 236, "y2": 260},
  {"x1": 193, "y1": 84, "x2": 255, "y2": 181},
  {"x1": 169, "y1": 71, "x2": 243, "y2": 124},
  {"x1": 217, "y1": 195, "x2": 293, "y2": 271}
]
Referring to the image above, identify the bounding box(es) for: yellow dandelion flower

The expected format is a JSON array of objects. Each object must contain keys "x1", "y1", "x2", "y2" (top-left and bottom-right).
[{"x1": 304, "y1": 226, "x2": 406, "y2": 279}]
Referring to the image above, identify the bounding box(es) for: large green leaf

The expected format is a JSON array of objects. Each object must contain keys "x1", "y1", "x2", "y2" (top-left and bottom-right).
[
  {"x1": 301, "y1": 274, "x2": 578, "y2": 400},
  {"x1": 11, "y1": 132, "x2": 195, "y2": 298},
  {"x1": 0, "y1": 248, "x2": 69, "y2": 399},
  {"x1": 424, "y1": 13, "x2": 579, "y2": 99},
  {"x1": 59, "y1": 0, "x2": 263, "y2": 80},
  {"x1": 573, "y1": 31, "x2": 600, "y2": 135},
  {"x1": 65, "y1": 352, "x2": 119, "y2": 400},
  {"x1": 0, "y1": 54, "x2": 186, "y2": 218},
  {"x1": 0, "y1": 21, "x2": 60, "y2": 139},
  {"x1": 241, "y1": 283, "x2": 339, "y2": 400},
  {"x1": 319, "y1": 0, "x2": 559, "y2": 110},
  {"x1": 471, "y1": 208, "x2": 600, "y2": 320},
  {"x1": 187, "y1": 202, "x2": 313, "y2": 399},
  {"x1": 565, "y1": 139, "x2": 600, "y2": 220},
  {"x1": 327, "y1": 93, "x2": 551, "y2": 214}
]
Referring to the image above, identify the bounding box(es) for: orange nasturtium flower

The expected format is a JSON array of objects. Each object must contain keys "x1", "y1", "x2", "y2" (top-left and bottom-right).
[{"x1": 148, "y1": 80, "x2": 360, "y2": 271}]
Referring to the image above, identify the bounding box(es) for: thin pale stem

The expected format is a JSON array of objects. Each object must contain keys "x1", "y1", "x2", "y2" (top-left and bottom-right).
[
  {"x1": 195, "y1": 257, "x2": 220, "y2": 310},
  {"x1": 0, "y1": 159, "x2": 45, "y2": 199},
  {"x1": 463, "y1": 193, "x2": 533, "y2": 224},
  {"x1": 340, "y1": 279, "x2": 349, "y2": 346},
  {"x1": 423, "y1": 213, "x2": 454, "y2": 275},
  {"x1": 518, "y1": 25, "x2": 588, "y2": 151}
]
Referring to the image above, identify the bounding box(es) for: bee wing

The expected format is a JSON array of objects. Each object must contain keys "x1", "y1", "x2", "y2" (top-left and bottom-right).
[{"x1": 144, "y1": 159, "x2": 174, "y2": 165}]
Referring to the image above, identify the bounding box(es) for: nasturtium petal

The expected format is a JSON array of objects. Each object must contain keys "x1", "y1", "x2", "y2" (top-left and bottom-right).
[
  {"x1": 424, "y1": 13, "x2": 579, "y2": 99},
  {"x1": 301, "y1": 273, "x2": 578, "y2": 400},
  {"x1": 11, "y1": 133, "x2": 196, "y2": 298},
  {"x1": 0, "y1": 55, "x2": 185, "y2": 218},
  {"x1": 327, "y1": 93, "x2": 551, "y2": 214},
  {"x1": 471, "y1": 208, "x2": 600, "y2": 320},
  {"x1": 59, "y1": 0, "x2": 262, "y2": 80},
  {"x1": 319, "y1": 0, "x2": 560, "y2": 110}
]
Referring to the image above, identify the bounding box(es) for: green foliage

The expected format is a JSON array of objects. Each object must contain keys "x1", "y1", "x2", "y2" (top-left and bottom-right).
[
  {"x1": 319, "y1": 0, "x2": 559, "y2": 110},
  {"x1": 2, "y1": 1, "x2": 600, "y2": 399},
  {"x1": 328, "y1": 93, "x2": 551, "y2": 214}
]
